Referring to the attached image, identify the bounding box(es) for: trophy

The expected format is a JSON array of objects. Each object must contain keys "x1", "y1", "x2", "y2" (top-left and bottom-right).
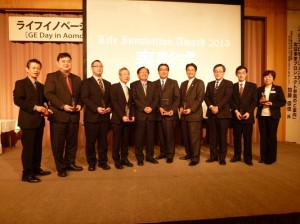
[
  {"x1": 125, "y1": 104, "x2": 130, "y2": 119},
  {"x1": 260, "y1": 92, "x2": 268, "y2": 104},
  {"x1": 42, "y1": 103, "x2": 49, "y2": 117},
  {"x1": 161, "y1": 98, "x2": 171, "y2": 115},
  {"x1": 182, "y1": 102, "x2": 187, "y2": 115}
]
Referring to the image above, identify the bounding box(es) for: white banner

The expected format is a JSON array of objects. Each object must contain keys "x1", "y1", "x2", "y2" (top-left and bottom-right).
[
  {"x1": 286, "y1": 10, "x2": 300, "y2": 143},
  {"x1": 9, "y1": 16, "x2": 83, "y2": 42}
]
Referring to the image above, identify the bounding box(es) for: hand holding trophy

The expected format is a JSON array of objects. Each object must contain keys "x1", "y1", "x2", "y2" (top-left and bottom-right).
[{"x1": 161, "y1": 98, "x2": 171, "y2": 116}]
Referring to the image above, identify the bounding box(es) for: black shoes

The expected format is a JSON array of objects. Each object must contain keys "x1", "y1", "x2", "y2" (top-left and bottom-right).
[
  {"x1": 245, "y1": 161, "x2": 253, "y2": 166},
  {"x1": 34, "y1": 168, "x2": 51, "y2": 176},
  {"x1": 206, "y1": 158, "x2": 218, "y2": 163},
  {"x1": 88, "y1": 164, "x2": 96, "y2": 171},
  {"x1": 188, "y1": 161, "x2": 198, "y2": 166},
  {"x1": 22, "y1": 175, "x2": 41, "y2": 183},
  {"x1": 57, "y1": 170, "x2": 67, "y2": 177},
  {"x1": 98, "y1": 163, "x2": 111, "y2": 170},
  {"x1": 155, "y1": 154, "x2": 166, "y2": 160},
  {"x1": 66, "y1": 164, "x2": 83, "y2": 171},
  {"x1": 137, "y1": 161, "x2": 144, "y2": 166},
  {"x1": 180, "y1": 156, "x2": 191, "y2": 160},
  {"x1": 219, "y1": 160, "x2": 226, "y2": 165},
  {"x1": 230, "y1": 157, "x2": 241, "y2": 163},
  {"x1": 115, "y1": 162, "x2": 124, "y2": 169},
  {"x1": 121, "y1": 160, "x2": 133, "y2": 167},
  {"x1": 166, "y1": 158, "x2": 173, "y2": 163},
  {"x1": 146, "y1": 158, "x2": 158, "y2": 164}
]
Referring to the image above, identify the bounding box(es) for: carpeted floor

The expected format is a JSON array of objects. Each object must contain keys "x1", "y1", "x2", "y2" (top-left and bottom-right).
[{"x1": 0, "y1": 142, "x2": 300, "y2": 224}]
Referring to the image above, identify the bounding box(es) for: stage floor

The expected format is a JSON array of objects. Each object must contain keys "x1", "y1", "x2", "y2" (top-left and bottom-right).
[{"x1": 0, "y1": 142, "x2": 300, "y2": 223}]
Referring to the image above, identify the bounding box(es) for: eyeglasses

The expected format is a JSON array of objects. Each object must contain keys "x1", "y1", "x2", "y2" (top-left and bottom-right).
[{"x1": 92, "y1": 65, "x2": 103, "y2": 68}]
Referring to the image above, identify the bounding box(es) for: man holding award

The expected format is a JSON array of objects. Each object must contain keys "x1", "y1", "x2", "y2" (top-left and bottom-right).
[
  {"x1": 44, "y1": 52, "x2": 83, "y2": 177},
  {"x1": 110, "y1": 67, "x2": 135, "y2": 169},
  {"x1": 81, "y1": 60, "x2": 112, "y2": 171},
  {"x1": 179, "y1": 63, "x2": 205, "y2": 166},
  {"x1": 154, "y1": 64, "x2": 180, "y2": 163}
]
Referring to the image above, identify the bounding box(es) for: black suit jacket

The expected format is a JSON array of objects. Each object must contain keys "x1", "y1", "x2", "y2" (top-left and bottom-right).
[
  {"x1": 110, "y1": 83, "x2": 135, "y2": 124},
  {"x1": 130, "y1": 80, "x2": 158, "y2": 122},
  {"x1": 231, "y1": 81, "x2": 257, "y2": 124},
  {"x1": 44, "y1": 70, "x2": 82, "y2": 123},
  {"x1": 205, "y1": 79, "x2": 233, "y2": 119},
  {"x1": 179, "y1": 78, "x2": 205, "y2": 121},
  {"x1": 13, "y1": 77, "x2": 46, "y2": 129},
  {"x1": 154, "y1": 78, "x2": 180, "y2": 121},
  {"x1": 256, "y1": 84, "x2": 286, "y2": 119},
  {"x1": 81, "y1": 77, "x2": 111, "y2": 123}
]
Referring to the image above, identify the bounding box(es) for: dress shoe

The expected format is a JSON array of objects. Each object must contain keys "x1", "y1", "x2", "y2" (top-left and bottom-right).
[
  {"x1": 180, "y1": 156, "x2": 191, "y2": 160},
  {"x1": 66, "y1": 164, "x2": 83, "y2": 171},
  {"x1": 57, "y1": 170, "x2": 67, "y2": 177},
  {"x1": 22, "y1": 175, "x2": 41, "y2": 183},
  {"x1": 115, "y1": 162, "x2": 124, "y2": 169},
  {"x1": 146, "y1": 158, "x2": 158, "y2": 164},
  {"x1": 121, "y1": 160, "x2": 133, "y2": 167},
  {"x1": 258, "y1": 160, "x2": 265, "y2": 163},
  {"x1": 88, "y1": 164, "x2": 96, "y2": 171},
  {"x1": 155, "y1": 154, "x2": 166, "y2": 160},
  {"x1": 34, "y1": 168, "x2": 51, "y2": 176},
  {"x1": 98, "y1": 163, "x2": 111, "y2": 170},
  {"x1": 230, "y1": 157, "x2": 241, "y2": 163},
  {"x1": 166, "y1": 158, "x2": 173, "y2": 163},
  {"x1": 219, "y1": 160, "x2": 226, "y2": 165},
  {"x1": 188, "y1": 161, "x2": 198, "y2": 166},
  {"x1": 206, "y1": 158, "x2": 218, "y2": 163},
  {"x1": 245, "y1": 161, "x2": 253, "y2": 166},
  {"x1": 137, "y1": 161, "x2": 144, "y2": 166},
  {"x1": 264, "y1": 161, "x2": 274, "y2": 165}
]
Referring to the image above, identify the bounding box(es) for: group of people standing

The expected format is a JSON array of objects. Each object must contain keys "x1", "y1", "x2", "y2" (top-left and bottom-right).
[{"x1": 13, "y1": 52, "x2": 286, "y2": 183}]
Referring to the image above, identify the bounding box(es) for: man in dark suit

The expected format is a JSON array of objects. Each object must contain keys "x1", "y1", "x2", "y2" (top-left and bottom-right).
[
  {"x1": 44, "y1": 52, "x2": 83, "y2": 177},
  {"x1": 154, "y1": 63, "x2": 180, "y2": 163},
  {"x1": 130, "y1": 67, "x2": 158, "y2": 166},
  {"x1": 81, "y1": 60, "x2": 111, "y2": 171},
  {"x1": 13, "y1": 59, "x2": 51, "y2": 183},
  {"x1": 204, "y1": 64, "x2": 233, "y2": 165},
  {"x1": 110, "y1": 67, "x2": 135, "y2": 169},
  {"x1": 230, "y1": 66, "x2": 257, "y2": 166},
  {"x1": 256, "y1": 70, "x2": 286, "y2": 164},
  {"x1": 179, "y1": 63, "x2": 205, "y2": 166}
]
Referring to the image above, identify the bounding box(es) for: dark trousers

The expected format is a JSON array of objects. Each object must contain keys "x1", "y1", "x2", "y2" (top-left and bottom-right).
[
  {"x1": 21, "y1": 125, "x2": 44, "y2": 177},
  {"x1": 233, "y1": 122, "x2": 253, "y2": 162},
  {"x1": 258, "y1": 116, "x2": 280, "y2": 163},
  {"x1": 135, "y1": 120, "x2": 155, "y2": 162},
  {"x1": 208, "y1": 116, "x2": 231, "y2": 161},
  {"x1": 158, "y1": 118, "x2": 176, "y2": 159},
  {"x1": 50, "y1": 121, "x2": 79, "y2": 171},
  {"x1": 84, "y1": 122, "x2": 109, "y2": 166},
  {"x1": 111, "y1": 122, "x2": 131, "y2": 163},
  {"x1": 181, "y1": 120, "x2": 202, "y2": 163}
]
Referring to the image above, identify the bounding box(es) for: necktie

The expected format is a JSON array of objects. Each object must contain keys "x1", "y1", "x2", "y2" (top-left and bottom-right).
[
  {"x1": 186, "y1": 81, "x2": 191, "y2": 93},
  {"x1": 98, "y1": 78, "x2": 105, "y2": 95},
  {"x1": 124, "y1": 86, "x2": 129, "y2": 102},
  {"x1": 34, "y1": 80, "x2": 38, "y2": 89},
  {"x1": 66, "y1": 75, "x2": 73, "y2": 94},
  {"x1": 161, "y1": 80, "x2": 165, "y2": 90},
  {"x1": 214, "y1": 81, "x2": 219, "y2": 103},
  {"x1": 143, "y1": 82, "x2": 147, "y2": 95},
  {"x1": 239, "y1": 83, "x2": 244, "y2": 96}
]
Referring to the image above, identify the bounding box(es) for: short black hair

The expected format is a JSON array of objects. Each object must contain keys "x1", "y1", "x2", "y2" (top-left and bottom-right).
[
  {"x1": 186, "y1": 63, "x2": 197, "y2": 71},
  {"x1": 57, "y1": 52, "x2": 71, "y2": 61},
  {"x1": 26, "y1": 58, "x2": 42, "y2": 69},
  {"x1": 158, "y1": 63, "x2": 169, "y2": 71},
  {"x1": 91, "y1": 60, "x2": 102, "y2": 67},
  {"x1": 263, "y1": 70, "x2": 276, "y2": 80},
  {"x1": 137, "y1": 66, "x2": 149, "y2": 74},
  {"x1": 235, "y1": 65, "x2": 247, "y2": 74},
  {"x1": 213, "y1": 64, "x2": 226, "y2": 72}
]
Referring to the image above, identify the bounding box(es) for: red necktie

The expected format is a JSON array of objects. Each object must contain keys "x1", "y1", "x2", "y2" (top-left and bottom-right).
[
  {"x1": 239, "y1": 83, "x2": 244, "y2": 96},
  {"x1": 66, "y1": 75, "x2": 73, "y2": 94}
]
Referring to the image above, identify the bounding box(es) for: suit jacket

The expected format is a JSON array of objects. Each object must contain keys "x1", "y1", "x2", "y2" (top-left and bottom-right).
[
  {"x1": 154, "y1": 78, "x2": 180, "y2": 121},
  {"x1": 231, "y1": 81, "x2": 257, "y2": 124},
  {"x1": 205, "y1": 79, "x2": 233, "y2": 118},
  {"x1": 179, "y1": 78, "x2": 205, "y2": 121},
  {"x1": 81, "y1": 77, "x2": 111, "y2": 123},
  {"x1": 44, "y1": 70, "x2": 82, "y2": 123},
  {"x1": 13, "y1": 77, "x2": 46, "y2": 129},
  {"x1": 256, "y1": 84, "x2": 286, "y2": 119},
  {"x1": 130, "y1": 80, "x2": 158, "y2": 122},
  {"x1": 110, "y1": 83, "x2": 135, "y2": 124}
]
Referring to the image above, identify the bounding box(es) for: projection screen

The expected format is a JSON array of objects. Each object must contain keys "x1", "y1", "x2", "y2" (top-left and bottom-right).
[{"x1": 84, "y1": 0, "x2": 243, "y2": 87}]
